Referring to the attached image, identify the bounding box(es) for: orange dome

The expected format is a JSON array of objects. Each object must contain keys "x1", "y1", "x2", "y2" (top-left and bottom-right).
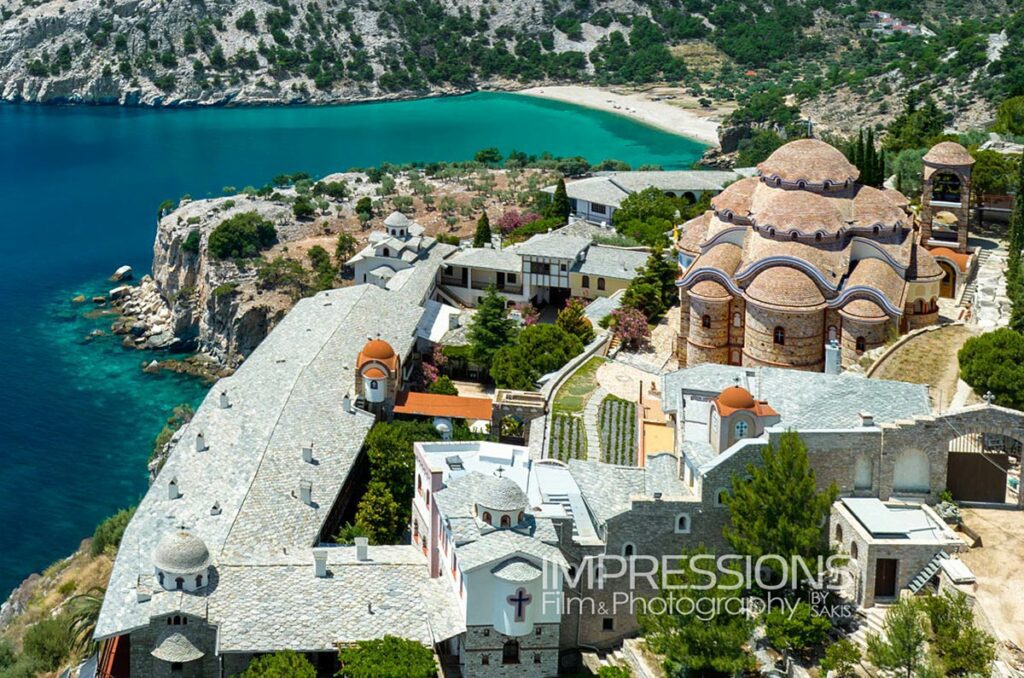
[
  {"x1": 361, "y1": 339, "x2": 395, "y2": 360},
  {"x1": 716, "y1": 386, "x2": 756, "y2": 410}
]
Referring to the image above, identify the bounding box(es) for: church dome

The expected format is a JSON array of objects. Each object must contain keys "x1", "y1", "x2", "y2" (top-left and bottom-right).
[
  {"x1": 758, "y1": 139, "x2": 859, "y2": 186},
  {"x1": 153, "y1": 530, "x2": 211, "y2": 575},
  {"x1": 477, "y1": 475, "x2": 529, "y2": 512},
  {"x1": 716, "y1": 386, "x2": 756, "y2": 410},
  {"x1": 745, "y1": 266, "x2": 826, "y2": 309},
  {"x1": 923, "y1": 141, "x2": 974, "y2": 167},
  {"x1": 361, "y1": 338, "x2": 395, "y2": 361},
  {"x1": 384, "y1": 211, "x2": 411, "y2": 227}
]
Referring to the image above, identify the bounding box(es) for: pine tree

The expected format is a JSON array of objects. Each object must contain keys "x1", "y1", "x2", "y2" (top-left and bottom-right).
[
  {"x1": 473, "y1": 211, "x2": 492, "y2": 247},
  {"x1": 551, "y1": 177, "x2": 571, "y2": 222},
  {"x1": 866, "y1": 597, "x2": 932, "y2": 678},
  {"x1": 556, "y1": 298, "x2": 595, "y2": 344},
  {"x1": 722, "y1": 431, "x2": 838, "y2": 584},
  {"x1": 467, "y1": 286, "x2": 517, "y2": 369},
  {"x1": 1008, "y1": 156, "x2": 1024, "y2": 331}
]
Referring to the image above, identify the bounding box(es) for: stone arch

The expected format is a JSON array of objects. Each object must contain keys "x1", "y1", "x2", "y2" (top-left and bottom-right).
[
  {"x1": 931, "y1": 171, "x2": 963, "y2": 203},
  {"x1": 937, "y1": 260, "x2": 957, "y2": 298},
  {"x1": 893, "y1": 449, "x2": 930, "y2": 493}
]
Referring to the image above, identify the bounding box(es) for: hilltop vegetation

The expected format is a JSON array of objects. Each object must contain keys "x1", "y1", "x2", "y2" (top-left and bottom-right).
[{"x1": 0, "y1": 0, "x2": 1021, "y2": 132}]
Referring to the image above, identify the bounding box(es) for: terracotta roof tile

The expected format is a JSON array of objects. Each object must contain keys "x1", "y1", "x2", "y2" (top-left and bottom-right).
[
  {"x1": 392, "y1": 391, "x2": 493, "y2": 421},
  {"x1": 928, "y1": 247, "x2": 971, "y2": 272},
  {"x1": 711, "y1": 176, "x2": 758, "y2": 218},
  {"x1": 839, "y1": 298, "x2": 888, "y2": 320},
  {"x1": 690, "y1": 279, "x2": 731, "y2": 299},
  {"x1": 744, "y1": 266, "x2": 826, "y2": 309},
  {"x1": 923, "y1": 141, "x2": 974, "y2": 167},
  {"x1": 844, "y1": 258, "x2": 906, "y2": 309},
  {"x1": 757, "y1": 139, "x2": 859, "y2": 185},
  {"x1": 677, "y1": 212, "x2": 711, "y2": 255}
]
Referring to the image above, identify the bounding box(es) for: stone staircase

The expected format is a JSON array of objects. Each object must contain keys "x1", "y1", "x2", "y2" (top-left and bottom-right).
[
  {"x1": 580, "y1": 648, "x2": 629, "y2": 674},
  {"x1": 545, "y1": 493, "x2": 579, "y2": 538},
  {"x1": 849, "y1": 605, "x2": 888, "y2": 652},
  {"x1": 960, "y1": 247, "x2": 991, "y2": 309},
  {"x1": 907, "y1": 551, "x2": 950, "y2": 594}
]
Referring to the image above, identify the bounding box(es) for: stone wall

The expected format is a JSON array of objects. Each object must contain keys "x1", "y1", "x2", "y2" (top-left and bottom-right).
[
  {"x1": 129, "y1": 618, "x2": 219, "y2": 677},
  {"x1": 743, "y1": 304, "x2": 824, "y2": 371},
  {"x1": 461, "y1": 624, "x2": 560, "y2": 678},
  {"x1": 686, "y1": 294, "x2": 730, "y2": 366},
  {"x1": 839, "y1": 315, "x2": 892, "y2": 368}
]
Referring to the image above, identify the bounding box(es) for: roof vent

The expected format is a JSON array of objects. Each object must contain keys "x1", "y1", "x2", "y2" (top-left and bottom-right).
[
  {"x1": 302, "y1": 442, "x2": 314, "y2": 463},
  {"x1": 313, "y1": 548, "x2": 329, "y2": 578},
  {"x1": 195, "y1": 432, "x2": 207, "y2": 452},
  {"x1": 210, "y1": 502, "x2": 222, "y2": 516},
  {"x1": 219, "y1": 391, "x2": 230, "y2": 409},
  {"x1": 168, "y1": 478, "x2": 180, "y2": 500},
  {"x1": 860, "y1": 412, "x2": 875, "y2": 427},
  {"x1": 342, "y1": 394, "x2": 352, "y2": 413},
  {"x1": 355, "y1": 537, "x2": 369, "y2": 562},
  {"x1": 299, "y1": 480, "x2": 313, "y2": 506},
  {"x1": 446, "y1": 455, "x2": 464, "y2": 471},
  {"x1": 653, "y1": 492, "x2": 663, "y2": 501}
]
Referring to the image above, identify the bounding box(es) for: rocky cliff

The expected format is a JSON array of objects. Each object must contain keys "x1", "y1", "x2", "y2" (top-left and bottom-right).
[
  {"x1": 0, "y1": 0, "x2": 643, "y2": 105},
  {"x1": 114, "y1": 195, "x2": 312, "y2": 366}
]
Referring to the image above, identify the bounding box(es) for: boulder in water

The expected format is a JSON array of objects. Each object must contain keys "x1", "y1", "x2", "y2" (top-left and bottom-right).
[
  {"x1": 111, "y1": 265, "x2": 133, "y2": 281},
  {"x1": 71, "y1": 294, "x2": 86, "y2": 304}
]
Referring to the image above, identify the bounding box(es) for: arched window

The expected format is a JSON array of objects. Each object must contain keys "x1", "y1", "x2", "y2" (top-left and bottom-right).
[
  {"x1": 701, "y1": 314, "x2": 711, "y2": 329},
  {"x1": 827, "y1": 325, "x2": 838, "y2": 342},
  {"x1": 517, "y1": 511, "x2": 524, "y2": 523},
  {"x1": 172, "y1": 615, "x2": 181, "y2": 625},
  {"x1": 675, "y1": 514, "x2": 691, "y2": 534},
  {"x1": 482, "y1": 511, "x2": 492, "y2": 525},
  {"x1": 851, "y1": 542, "x2": 859, "y2": 559},
  {"x1": 716, "y1": 489, "x2": 729, "y2": 506},
  {"x1": 382, "y1": 247, "x2": 390, "y2": 257},
  {"x1": 734, "y1": 420, "x2": 749, "y2": 439},
  {"x1": 597, "y1": 278, "x2": 606, "y2": 291},
  {"x1": 797, "y1": 181, "x2": 807, "y2": 190},
  {"x1": 855, "y1": 336, "x2": 866, "y2": 352},
  {"x1": 158, "y1": 572, "x2": 165, "y2": 586},
  {"x1": 732, "y1": 311, "x2": 742, "y2": 328},
  {"x1": 500, "y1": 515, "x2": 511, "y2": 528},
  {"x1": 791, "y1": 231, "x2": 799, "y2": 240},
  {"x1": 835, "y1": 524, "x2": 843, "y2": 542},
  {"x1": 622, "y1": 543, "x2": 635, "y2": 558},
  {"x1": 503, "y1": 639, "x2": 520, "y2": 665},
  {"x1": 369, "y1": 380, "x2": 378, "y2": 390},
  {"x1": 815, "y1": 233, "x2": 823, "y2": 242},
  {"x1": 175, "y1": 577, "x2": 184, "y2": 591},
  {"x1": 773, "y1": 326, "x2": 785, "y2": 345},
  {"x1": 195, "y1": 575, "x2": 203, "y2": 588}
]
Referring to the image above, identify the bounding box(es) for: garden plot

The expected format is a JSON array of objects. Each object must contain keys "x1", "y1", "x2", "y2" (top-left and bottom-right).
[
  {"x1": 549, "y1": 413, "x2": 586, "y2": 461},
  {"x1": 599, "y1": 395, "x2": 638, "y2": 465}
]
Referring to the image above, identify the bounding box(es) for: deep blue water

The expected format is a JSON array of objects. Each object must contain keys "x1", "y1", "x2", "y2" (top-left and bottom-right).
[{"x1": 0, "y1": 92, "x2": 705, "y2": 594}]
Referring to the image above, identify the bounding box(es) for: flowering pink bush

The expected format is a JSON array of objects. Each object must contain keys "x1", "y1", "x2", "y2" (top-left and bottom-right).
[
  {"x1": 611, "y1": 307, "x2": 650, "y2": 350},
  {"x1": 497, "y1": 209, "x2": 541, "y2": 234},
  {"x1": 513, "y1": 302, "x2": 540, "y2": 326},
  {"x1": 419, "y1": 346, "x2": 447, "y2": 384}
]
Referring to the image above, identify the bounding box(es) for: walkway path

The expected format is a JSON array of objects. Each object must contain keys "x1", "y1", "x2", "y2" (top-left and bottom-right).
[
  {"x1": 583, "y1": 386, "x2": 608, "y2": 462},
  {"x1": 972, "y1": 240, "x2": 1011, "y2": 330}
]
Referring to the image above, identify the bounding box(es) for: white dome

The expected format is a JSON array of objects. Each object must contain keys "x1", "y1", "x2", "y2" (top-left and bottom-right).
[
  {"x1": 153, "y1": 530, "x2": 211, "y2": 575},
  {"x1": 476, "y1": 474, "x2": 528, "y2": 513},
  {"x1": 384, "y1": 211, "x2": 411, "y2": 228}
]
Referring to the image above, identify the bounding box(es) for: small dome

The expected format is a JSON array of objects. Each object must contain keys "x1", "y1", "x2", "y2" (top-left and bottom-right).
[
  {"x1": 477, "y1": 475, "x2": 529, "y2": 512},
  {"x1": 151, "y1": 627, "x2": 205, "y2": 663},
  {"x1": 923, "y1": 141, "x2": 974, "y2": 167},
  {"x1": 153, "y1": 530, "x2": 211, "y2": 575},
  {"x1": 363, "y1": 366, "x2": 386, "y2": 379},
  {"x1": 745, "y1": 267, "x2": 825, "y2": 309},
  {"x1": 840, "y1": 299, "x2": 888, "y2": 320},
  {"x1": 690, "y1": 279, "x2": 731, "y2": 300},
  {"x1": 716, "y1": 386, "x2": 756, "y2": 410},
  {"x1": 361, "y1": 339, "x2": 395, "y2": 361},
  {"x1": 758, "y1": 139, "x2": 859, "y2": 186},
  {"x1": 384, "y1": 211, "x2": 411, "y2": 227}
]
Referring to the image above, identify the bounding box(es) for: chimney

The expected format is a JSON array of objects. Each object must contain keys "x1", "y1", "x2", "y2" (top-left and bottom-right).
[
  {"x1": 342, "y1": 394, "x2": 351, "y2": 413},
  {"x1": 219, "y1": 391, "x2": 230, "y2": 409},
  {"x1": 824, "y1": 340, "x2": 841, "y2": 375},
  {"x1": 168, "y1": 478, "x2": 180, "y2": 500},
  {"x1": 355, "y1": 537, "x2": 369, "y2": 561},
  {"x1": 302, "y1": 442, "x2": 314, "y2": 464},
  {"x1": 313, "y1": 548, "x2": 329, "y2": 578},
  {"x1": 195, "y1": 432, "x2": 207, "y2": 452},
  {"x1": 859, "y1": 412, "x2": 875, "y2": 427},
  {"x1": 449, "y1": 312, "x2": 460, "y2": 330},
  {"x1": 299, "y1": 480, "x2": 313, "y2": 506},
  {"x1": 210, "y1": 502, "x2": 222, "y2": 516}
]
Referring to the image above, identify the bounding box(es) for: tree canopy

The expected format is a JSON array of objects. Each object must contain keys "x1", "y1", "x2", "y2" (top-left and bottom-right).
[
  {"x1": 467, "y1": 286, "x2": 518, "y2": 369},
  {"x1": 958, "y1": 328, "x2": 1024, "y2": 409},
  {"x1": 336, "y1": 636, "x2": 436, "y2": 678},
  {"x1": 473, "y1": 211, "x2": 492, "y2": 247},
  {"x1": 240, "y1": 650, "x2": 316, "y2": 678},
  {"x1": 490, "y1": 324, "x2": 584, "y2": 389},
  {"x1": 207, "y1": 211, "x2": 277, "y2": 259},
  {"x1": 556, "y1": 298, "x2": 595, "y2": 344}
]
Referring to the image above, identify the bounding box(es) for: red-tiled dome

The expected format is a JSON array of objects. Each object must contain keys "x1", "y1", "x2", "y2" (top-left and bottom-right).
[
  {"x1": 758, "y1": 139, "x2": 859, "y2": 186},
  {"x1": 717, "y1": 386, "x2": 755, "y2": 410},
  {"x1": 361, "y1": 339, "x2": 395, "y2": 360}
]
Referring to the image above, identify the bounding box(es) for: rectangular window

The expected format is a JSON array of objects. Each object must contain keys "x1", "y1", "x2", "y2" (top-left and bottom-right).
[
  {"x1": 560, "y1": 263, "x2": 567, "y2": 272},
  {"x1": 482, "y1": 655, "x2": 490, "y2": 666},
  {"x1": 550, "y1": 263, "x2": 559, "y2": 275},
  {"x1": 535, "y1": 627, "x2": 542, "y2": 636},
  {"x1": 534, "y1": 653, "x2": 542, "y2": 664},
  {"x1": 507, "y1": 273, "x2": 517, "y2": 284},
  {"x1": 582, "y1": 275, "x2": 590, "y2": 288},
  {"x1": 591, "y1": 202, "x2": 606, "y2": 214},
  {"x1": 602, "y1": 617, "x2": 614, "y2": 631}
]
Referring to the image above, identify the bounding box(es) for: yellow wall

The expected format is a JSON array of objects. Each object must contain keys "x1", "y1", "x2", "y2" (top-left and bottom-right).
[
  {"x1": 570, "y1": 272, "x2": 631, "y2": 300},
  {"x1": 906, "y1": 279, "x2": 940, "y2": 304}
]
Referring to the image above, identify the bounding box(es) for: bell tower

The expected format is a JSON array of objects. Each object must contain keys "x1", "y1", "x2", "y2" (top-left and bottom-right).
[{"x1": 919, "y1": 141, "x2": 974, "y2": 254}]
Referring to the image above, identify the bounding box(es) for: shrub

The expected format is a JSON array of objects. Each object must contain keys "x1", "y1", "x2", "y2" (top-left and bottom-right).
[
  {"x1": 22, "y1": 616, "x2": 73, "y2": 671},
  {"x1": 958, "y1": 328, "x2": 1024, "y2": 409},
  {"x1": 293, "y1": 195, "x2": 315, "y2": 219},
  {"x1": 337, "y1": 636, "x2": 436, "y2": 678},
  {"x1": 763, "y1": 600, "x2": 831, "y2": 657},
  {"x1": 207, "y1": 211, "x2": 276, "y2": 259},
  {"x1": 239, "y1": 650, "x2": 315, "y2": 677},
  {"x1": 428, "y1": 375, "x2": 459, "y2": 396},
  {"x1": 91, "y1": 506, "x2": 137, "y2": 556},
  {"x1": 820, "y1": 639, "x2": 860, "y2": 677},
  {"x1": 182, "y1": 229, "x2": 201, "y2": 254}
]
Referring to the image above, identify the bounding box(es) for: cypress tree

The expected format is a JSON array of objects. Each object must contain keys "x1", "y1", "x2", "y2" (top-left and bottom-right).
[
  {"x1": 551, "y1": 177, "x2": 571, "y2": 222},
  {"x1": 1007, "y1": 155, "x2": 1024, "y2": 331},
  {"x1": 473, "y1": 211, "x2": 492, "y2": 247}
]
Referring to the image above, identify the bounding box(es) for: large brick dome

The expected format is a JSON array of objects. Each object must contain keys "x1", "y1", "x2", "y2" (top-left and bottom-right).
[{"x1": 758, "y1": 139, "x2": 859, "y2": 186}]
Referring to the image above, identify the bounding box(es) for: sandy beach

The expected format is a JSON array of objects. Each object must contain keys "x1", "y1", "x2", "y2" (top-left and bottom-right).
[{"x1": 515, "y1": 84, "x2": 722, "y2": 146}]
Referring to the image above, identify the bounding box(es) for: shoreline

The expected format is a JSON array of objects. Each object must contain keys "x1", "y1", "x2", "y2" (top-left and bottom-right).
[{"x1": 513, "y1": 84, "x2": 721, "y2": 146}]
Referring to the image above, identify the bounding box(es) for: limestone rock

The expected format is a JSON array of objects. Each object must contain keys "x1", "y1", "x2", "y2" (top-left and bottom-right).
[
  {"x1": 71, "y1": 294, "x2": 86, "y2": 303},
  {"x1": 111, "y1": 265, "x2": 133, "y2": 281}
]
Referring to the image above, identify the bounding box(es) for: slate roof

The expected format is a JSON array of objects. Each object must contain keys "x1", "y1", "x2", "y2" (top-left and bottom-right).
[
  {"x1": 573, "y1": 246, "x2": 649, "y2": 279},
  {"x1": 96, "y1": 242, "x2": 455, "y2": 645},
  {"x1": 661, "y1": 365, "x2": 930, "y2": 429},
  {"x1": 544, "y1": 170, "x2": 741, "y2": 209},
  {"x1": 582, "y1": 289, "x2": 624, "y2": 325},
  {"x1": 517, "y1": 232, "x2": 591, "y2": 260},
  {"x1": 447, "y1": 247, "x2": 523, "y2": 273},
  {"x1": 567, "y1": 453, "x2": 692, "y2": 529}
]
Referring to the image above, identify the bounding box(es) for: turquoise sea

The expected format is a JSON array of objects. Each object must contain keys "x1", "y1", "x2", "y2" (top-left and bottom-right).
[{"x1": 0, "y1": 92, "x2": 705, "y2": 594}]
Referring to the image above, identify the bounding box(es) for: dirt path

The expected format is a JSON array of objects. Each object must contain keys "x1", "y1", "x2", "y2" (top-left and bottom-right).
[{"x1": 959, "y1": 508, "x2": 1024, "y2": 654}]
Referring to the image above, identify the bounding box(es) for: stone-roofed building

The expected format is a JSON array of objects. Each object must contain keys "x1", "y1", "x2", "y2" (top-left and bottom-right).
[
  {"x1": 675, "y1": 139, "x2": 970, "y2": 371},
  {"x1": 543, "y1": 170, "x2": 746, "y2": 224}
]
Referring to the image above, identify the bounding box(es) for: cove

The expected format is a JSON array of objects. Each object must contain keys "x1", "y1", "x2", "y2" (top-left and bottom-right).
[{"x1": 0, "y1": 92, "x2": 705, "y2": 594}]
